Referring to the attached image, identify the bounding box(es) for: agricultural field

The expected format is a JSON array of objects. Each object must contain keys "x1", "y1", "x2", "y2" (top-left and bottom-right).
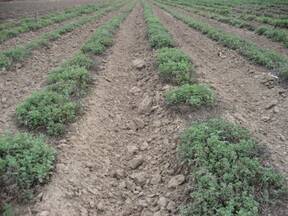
[{"x1": 0, "y1": 0, "x2": 288, "y2": 215}]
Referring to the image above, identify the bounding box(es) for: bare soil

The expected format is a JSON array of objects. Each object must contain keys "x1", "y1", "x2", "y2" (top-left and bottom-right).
[
  {"x1": 0, "y1": 0, "x2": 99, "y2": 20},
  {"x1": 0, "y1": 7, "x2": 124, "y2": 134}
]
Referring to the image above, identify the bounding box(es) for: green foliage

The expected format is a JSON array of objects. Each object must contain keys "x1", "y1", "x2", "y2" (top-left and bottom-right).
[
  {"x1": 156, "y1": 2, "x2": 288, "y2": 80},
  {"x1": 165, "y1": 84, "x2": 214, "y2": 107},
  {"x1": 156, "y1": 48, "x2": 195, "y2": 84},
  {"x1": 16, "y1": 91, "x2": 78, "y2": 136},
  {"x1": 255, "y1": 26, "x2": 288, "y2": 48},
  {"x1": 179, "y1": 119, "x2": 287, "y2": 216},
  {"x1": 0, "y1": 133, "x2": 55, "y2": 200},
  {"x1": 2, "y1": 204, "x2": 14, "y2": 216},
  {"x1": 143, "y1": 1, "x2": 174, "y2": 49},
  {"x1": 47, "y1": 65, "x2": 91, "y2": 98},
  {"x1": 82, "y1": 13, "x2": 127, "y2": 54},
  {"x1": 66, "y1": 52, "x2": 94, "y2": 69}
]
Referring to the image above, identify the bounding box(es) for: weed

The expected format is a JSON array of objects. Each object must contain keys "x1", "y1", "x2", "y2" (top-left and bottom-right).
[
  {"x1": 156, "y1": 48, "x2": 195, "y2": 84},
  {"x1": 16, "y1": 90, "x2": 78, "y2": 136},
  {"x1": 165, "y1": 84, "x2": 214, "y2": 107},
  {"x1": 0, "y1": 133, "x2": 55, "y2": 200},
  {"x1": 179, "y1": 119, "x2": 287, "y2": 216}
]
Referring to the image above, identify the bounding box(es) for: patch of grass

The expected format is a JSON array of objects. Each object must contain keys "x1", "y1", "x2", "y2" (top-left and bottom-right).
[
  {"x1": 156, "y1": 48, "x2": 195, "y2": 84},
  {"x1": 165, "y1": 84, "x2": 214, "y2": 107},
  {"x1": 47, "y1": 65, "x2": 91, "y2": 98},
  {"x1": 0, "y1": 133, "x2": 55, "y2": 200},
  {"x1": 16, "y1": 90, "x2": 78, "y2": 136},
  {"x1": 156, "y1": 2, "x2": 288, "y2": 80},
  {"x1": 255, "y1": 26, "x2": 288, "y2": 48},
  {"x1": 65, "y1": 52, "x2": 94, "y2": 69},
  {"x1": 179, "y1": 119, "x2": 287, "y2": 216},
  {"x1": 143, "y1": 1, "x2": 174, "y2": 49}
]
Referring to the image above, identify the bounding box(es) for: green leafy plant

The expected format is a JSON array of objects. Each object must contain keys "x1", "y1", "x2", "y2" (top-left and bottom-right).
[
  {"x1": 47, "y1": 65, "x2": 91, "y2": 98},
  {"x1": 156, "y1": 48, "x2": 195, "y2": 84},
  {"x1": 165, "y1": 84, "x2": 214, "y2": 107},
  {"x1": 16, "y1": 90, "x2": 78, "y2": 136},
  {"x1": 143, "y1": 1, "x2": 174, "y2": 49},
  {"x1": 0, "y1": 133, "x2": 55, "y2": 201},
  {"x1": 179, "y1": 119, "x2": 287, "y2": 216}
]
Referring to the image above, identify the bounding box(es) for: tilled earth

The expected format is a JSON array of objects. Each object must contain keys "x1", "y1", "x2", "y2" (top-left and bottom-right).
[
  {"x1": 0, "y1": 0, "x2": 100, "y2": 20},
  {"x1": 1, "y1": 1, "x2": 288, "y2": 216}
]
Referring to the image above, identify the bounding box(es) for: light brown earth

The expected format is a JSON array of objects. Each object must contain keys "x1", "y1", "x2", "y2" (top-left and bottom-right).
[
  {"x1": 1, "y1": 1, "x2": 288, "y2": 216},
  {"x1": 0, "y1": 0, "x2": 100, "y2": 20}
]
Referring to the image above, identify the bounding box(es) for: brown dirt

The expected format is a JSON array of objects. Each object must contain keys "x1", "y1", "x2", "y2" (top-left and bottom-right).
[
  {"x1": 0, "y1": 0, "x2": 99, "y2": 20},
  {"x1": 153, "y1": 2, "x2": 288, "y2": 203},
  {"x1": 0, "y1": 7, "x2": 124, "y2": 134},
  {"x1": 17, "y1": 4, "x2": 203, "y2": 216},
  {"x1": 166, "y1": 4, "x2": 288, "y2": 57}
]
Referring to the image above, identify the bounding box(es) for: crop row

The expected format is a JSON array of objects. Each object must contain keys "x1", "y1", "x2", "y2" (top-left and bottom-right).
[
  {"x1": 165, "y1": 0, "x2": 288, "y2": 28},
  {"x1": 159, "y1": 0, "x2": 288, "y2": 49},
  {"x1": 173, "y1": 0, "x2": 288, "y2": 48},
  {"x1": 0, "y1": 0, "x2": 127, "y2": 69},
  {"x1": 0, "y1": 1, "x2": 110, "y2": 43},
  {"x1": 144, "y1": 1, "x2": 286, "y2": 215},
  {"x1": 155, "y1": 2, "x2": 288, "y2": 80},
  {"x1": 0, "y1": 3, "x2": 134, "y2": 214}
]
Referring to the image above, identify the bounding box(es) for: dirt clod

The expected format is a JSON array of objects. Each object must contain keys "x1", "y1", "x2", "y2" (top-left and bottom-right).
[
  {"x1": 129, "y1": 155, "x2": 145, "y2": 169},
  {"x1": 167, "y1": 175, "x2": 185, "y2": 188}
]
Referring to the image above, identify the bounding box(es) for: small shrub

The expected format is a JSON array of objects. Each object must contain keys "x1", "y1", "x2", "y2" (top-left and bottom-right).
[
  {"x1": 47, "y1": 65, "x2": 90, "y2": 86},
  {"x1": 16, "y1": 90, "x2": 78, "y2": 136},
  {"x1": 47, "y1": 66, "x2": 91, "y2": 98},
  {"x1": 0, "y1": 133, "x2": 55, "y2": 201},
  {"x1": 156, "y1": 48, "x2": 195, "y2": 84},
  {"x1": 179, "y1": 119, "x2": 287, "y2": 216},
  {"x1": 165, "y1": 84, "x2": 214, "y2": 107},
  {"x1": 66, "y1": 52, "x2": 93, "y2": 69},
  {"x1": 0, "y1": 53, "x2": 11, "y2": 69}
]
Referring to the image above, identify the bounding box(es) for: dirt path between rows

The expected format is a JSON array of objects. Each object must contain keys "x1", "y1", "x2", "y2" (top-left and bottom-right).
[
  {"x1": 153, "y1": 7, "x2": 288, "y2": 214},
  {"x1": 0, "y1": 7, "x2": 125, "y2": 134},
  {"x1": 165, "y1": 4, "x2": 288, "y2": 57},
  {"x1": 19, "y1": 4, "x2": 196, "y2": 216}
]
